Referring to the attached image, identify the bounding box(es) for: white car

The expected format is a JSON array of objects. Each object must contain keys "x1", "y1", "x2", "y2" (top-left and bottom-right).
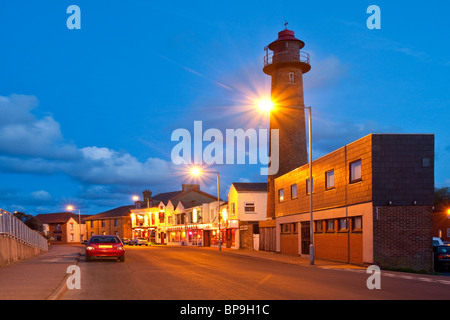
[
  {"x1": 433, "y1": 237, "x2": 444, "y2": 246},
  {"x1": 130, "y1": 237, "x2": 149, "y2": 246}
]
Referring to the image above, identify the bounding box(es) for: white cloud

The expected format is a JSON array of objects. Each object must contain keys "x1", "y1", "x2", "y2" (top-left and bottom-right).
[
  {"x1": 31, "y1": 190, "x2": 52, "y2": 201},
  {"x1": 0, "y1": 94, "x2": 175, "y2": 187}
]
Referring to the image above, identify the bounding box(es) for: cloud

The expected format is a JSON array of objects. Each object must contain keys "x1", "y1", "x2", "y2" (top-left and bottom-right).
[
  {"x1": 0, "y1": 94, "x2": 79, "y2": 159},
  {"x1": 0, "y1": 94, "x2": 175, "y2": 187},
  {"x1": 30, "y1": 190, "x2": 52, "y2": 201}
]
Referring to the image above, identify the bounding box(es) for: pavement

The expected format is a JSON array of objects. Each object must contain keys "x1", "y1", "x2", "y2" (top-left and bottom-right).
[
  {"x1": 0, "y1": 245, "x2": 82, "y2": 300},
  {"x1": 0, "y1": 244, "x2": 381, "y2": 300}
]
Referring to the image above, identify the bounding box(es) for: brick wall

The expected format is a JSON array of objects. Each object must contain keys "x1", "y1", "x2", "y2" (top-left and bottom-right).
[
  {"x1": 373, "y1": 206, "x2": 433, "y2": 271},
  {"x1": 86, "y1": 217, "x2": 132, "y2": 239}
]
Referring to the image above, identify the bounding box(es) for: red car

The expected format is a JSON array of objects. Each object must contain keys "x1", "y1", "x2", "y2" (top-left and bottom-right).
[{"x1": 85, "y1": 235, "x2": 125, "y2": 262}]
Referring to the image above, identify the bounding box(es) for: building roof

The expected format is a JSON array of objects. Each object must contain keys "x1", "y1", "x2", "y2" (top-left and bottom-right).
[
  {"x1": 232, "y1": 182, "x2": 267, "y2": 192},
  {"x1": 84, "y1": 205, "x2": 135, "y2": 220},
  {"x1": 35, "y1": 212, "x2": 90, "y2": 224}
]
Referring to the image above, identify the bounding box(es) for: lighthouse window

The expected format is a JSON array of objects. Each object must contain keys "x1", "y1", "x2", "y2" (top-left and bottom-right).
[{"x1": 289, "y1": 72, "x2": 295, "y2": 83}]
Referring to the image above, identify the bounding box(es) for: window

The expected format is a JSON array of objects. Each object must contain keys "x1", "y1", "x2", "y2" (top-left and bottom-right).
[
  {"x1": 350, "y1": 159, "x2": 362, "y2": 183},
  {"x1": 315, "y1": 221, "x2": 323, "y2": 232},
  {"x1": 447, "y1": 228, "x2": 450, "y2": 238},
  {"x1": 90, "y1": 221, "x2": 94, "y2": 228},
  {"x1": 281, "y1": 223, "x2": 291, "y2": 234},
  {"x1": 352, "y1": 216, "x2": 362, "y2": 231},
  {"x1": 289, "y1": 72, "x2": 295, "y2": 83},
  {"x1": 114, "y1": 219, "x2": 118, "y2": 227},
  {"x1": 55, "y1": 224, "x2": 61, "y2": 231},
  {"x1": 325, "y1": 170, "x2": 335, "y2": 189},
  {"x1": 278, "y1": 189, "x2": 284, "y2": 202},
  {"x1": 338, "y1": 218, "x2": 348, "y2": 231},
  {"x1": 70, "y1": 223, "x2": 74, "y2": 230},
  {"x1": 245, "y1": 202, "x2": 255, "y2": 213},
  {"x1": 326, "y1": 220, "x2": 335, "y2": 232},
  {"x1": 306, "y1": 178, "x2": 313, "y2": 195},
  {"x1": 292, "y1": 223, "x2": 298, "y2": 234},
  {"x1": 101, "y1": 220, "x2": 105, "y2": 228},
  {"x1": 232, "y1": 203, "x2": 235, "y2": 215},
  {"x1": 291, "y1": 184, "x2": 297, "y2": 199}
]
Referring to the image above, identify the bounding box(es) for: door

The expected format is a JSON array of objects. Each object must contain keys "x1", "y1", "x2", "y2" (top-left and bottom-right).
[
  {"x1": 203, "y1": 231, "x2": 210, "y2": 247},
  {"x1": 301, "y1": 222, "x2": 310, "y2": 255}
]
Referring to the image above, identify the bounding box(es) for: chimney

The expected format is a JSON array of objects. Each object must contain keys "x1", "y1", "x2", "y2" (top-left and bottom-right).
[
  {"x1": 143, "y1": 190, "x2": 152, "y2": 208},
  {"x1": 182, "y1": 184, "x2": 200, "y2": 192}
]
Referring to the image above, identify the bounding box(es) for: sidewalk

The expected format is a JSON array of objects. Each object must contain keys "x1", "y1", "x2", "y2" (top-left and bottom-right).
[
  {"x1": 161, "y1": 244, "x2": 366, "y2": 270},
  {"x1": 0, "y1": 245, "x2": 82, "y2": 300}
]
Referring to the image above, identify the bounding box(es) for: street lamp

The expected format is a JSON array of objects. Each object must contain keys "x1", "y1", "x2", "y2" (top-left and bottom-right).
[
  {"x1": 66, "y1": 205, "x2": 82, "y2": 243},
  {"x1": 257, "y1": 102, "x2": 315, "y2": 265},
  {"x1": 190, "y1": 168, "x2": 222, "y2": 251}
]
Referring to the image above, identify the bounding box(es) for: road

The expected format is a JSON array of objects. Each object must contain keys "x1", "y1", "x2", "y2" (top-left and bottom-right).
[{"x1": 62, "y1": 245, "x2": 450, "y2": 300}]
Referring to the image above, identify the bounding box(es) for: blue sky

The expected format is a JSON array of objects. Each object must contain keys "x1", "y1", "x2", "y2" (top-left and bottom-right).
[{"x1": 0, "y1": 0, "x2": 449, "y2": 215}]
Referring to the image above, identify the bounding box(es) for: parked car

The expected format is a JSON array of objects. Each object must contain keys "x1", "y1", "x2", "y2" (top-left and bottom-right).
[
  {"x1": 129, "y1": 237, "x2": 149, "y2": 246},
  {"x1": 81, "y1": 240, "x2": 88, "y2": 245},
  {"x1": 121, "y1": 238, "x2": 130, "y2": 245},
  {"x1": 433, "y1": 244, "x2": 450, "y2": 271},
  {"x1": 85, "y1": 235, "x2": 125, "y2": 262},
  {"x1": 433, "y1": 237, "x2": 444, "y2": 246}
]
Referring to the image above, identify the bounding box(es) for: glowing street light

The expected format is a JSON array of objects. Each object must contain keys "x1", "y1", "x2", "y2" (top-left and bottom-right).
[
  {"x1": 257, "y1": 99, "x2": 275, "y2": 113},
  {"x1": 132, "y1": 195, "x2": 139, "y2": 201}
]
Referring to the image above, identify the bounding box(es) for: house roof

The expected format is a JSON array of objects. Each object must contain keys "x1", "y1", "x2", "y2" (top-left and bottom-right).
[
  {"x1": 35, "y1": 212, "x2": 90, "y2": 224},
  {"x1": 232, "y1": 182, "x2": 267, "y2": 192},
  {"x1": 84, "y1": 205, "x2": 135, "y2": 220}
]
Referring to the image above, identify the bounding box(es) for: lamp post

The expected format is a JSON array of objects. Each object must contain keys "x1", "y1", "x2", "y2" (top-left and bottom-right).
[
  {"x1": 67, "y1": 205, "x2": 82, "y2": 243},
  {"x1": 191, "y1": 168, "x2": 221, "y2": 251}
]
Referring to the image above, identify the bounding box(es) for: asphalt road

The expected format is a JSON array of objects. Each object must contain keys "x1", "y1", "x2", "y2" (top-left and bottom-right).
[{"x1": 62, "y1": 245, "x2": 450, "y2": 300}]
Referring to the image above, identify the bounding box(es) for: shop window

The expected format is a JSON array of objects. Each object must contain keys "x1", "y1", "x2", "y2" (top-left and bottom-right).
[
  {"x1": 278, "y1": 188, "x2": 284, "y2": 202},
  {"x1": 325, "y1": 170, "x2": 335, "y2": 190},
  {"x1": 350, "y1": 159, "x2": 362, "y2": 183},
  {"x1": 291, "y1": 184, "x2": 297, "y2": 199}
]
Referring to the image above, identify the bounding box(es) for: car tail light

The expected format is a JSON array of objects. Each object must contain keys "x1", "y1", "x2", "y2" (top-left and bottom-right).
[
  {"x1": 86, "y1": 246, "x2": 95, "y2": 250},
  {"x1": 114, "y1": 244, "x2": 124, "y2": 250}
]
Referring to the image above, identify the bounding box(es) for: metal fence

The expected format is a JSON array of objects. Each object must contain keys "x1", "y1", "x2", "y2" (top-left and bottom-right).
[{"x1": 0, "y1": 209, "x2": 48, "y2": 251}]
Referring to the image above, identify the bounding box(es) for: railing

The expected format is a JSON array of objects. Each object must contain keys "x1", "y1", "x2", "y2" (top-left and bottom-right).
[
  {"x1": 0, "y1": 209, "x2": 48, "y2": 251},
  {"x1": 263, "y1": 49, "x2": 310, "y2": 67}
]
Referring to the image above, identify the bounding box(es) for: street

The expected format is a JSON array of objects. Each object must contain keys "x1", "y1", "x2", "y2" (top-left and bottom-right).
[{"x1": 62, "y1": 245, "x2": 450, "y2": 300}]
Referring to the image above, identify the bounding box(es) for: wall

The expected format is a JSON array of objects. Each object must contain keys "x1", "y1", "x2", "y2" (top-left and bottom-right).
[
  {"x1": 373, "y1": 205, "x2": 433, "y2": 272},
  {"x1": 0, "y1": 235, "x2": 44, "y2": 267},
  {"x1": 86, "y1": 217, "x2": 132, "y2": 239}
]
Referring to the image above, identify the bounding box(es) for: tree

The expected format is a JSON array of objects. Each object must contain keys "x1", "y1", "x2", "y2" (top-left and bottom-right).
[
  {"x1": 13, "y1": 212, "x2": 44, "y2": 232},
  {"x1": 434, "y1": 187, "x2": 450, "y2": 211}
]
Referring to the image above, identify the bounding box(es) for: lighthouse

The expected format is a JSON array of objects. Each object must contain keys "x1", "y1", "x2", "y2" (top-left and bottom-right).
[{"x1": 263, "y1": 25, "x2": 311, "y2": 220}]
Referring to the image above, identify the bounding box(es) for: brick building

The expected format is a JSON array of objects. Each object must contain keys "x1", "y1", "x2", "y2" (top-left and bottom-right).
[
  {"x1": 274, "y1": 133, "x2": 434, "y2": 271},
  {"x1": 84, "y1": 205, "x2": 134, "y2": 240},
  {"x1": 36, "y1": 212, "x2": 90, "y2": 244}
]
